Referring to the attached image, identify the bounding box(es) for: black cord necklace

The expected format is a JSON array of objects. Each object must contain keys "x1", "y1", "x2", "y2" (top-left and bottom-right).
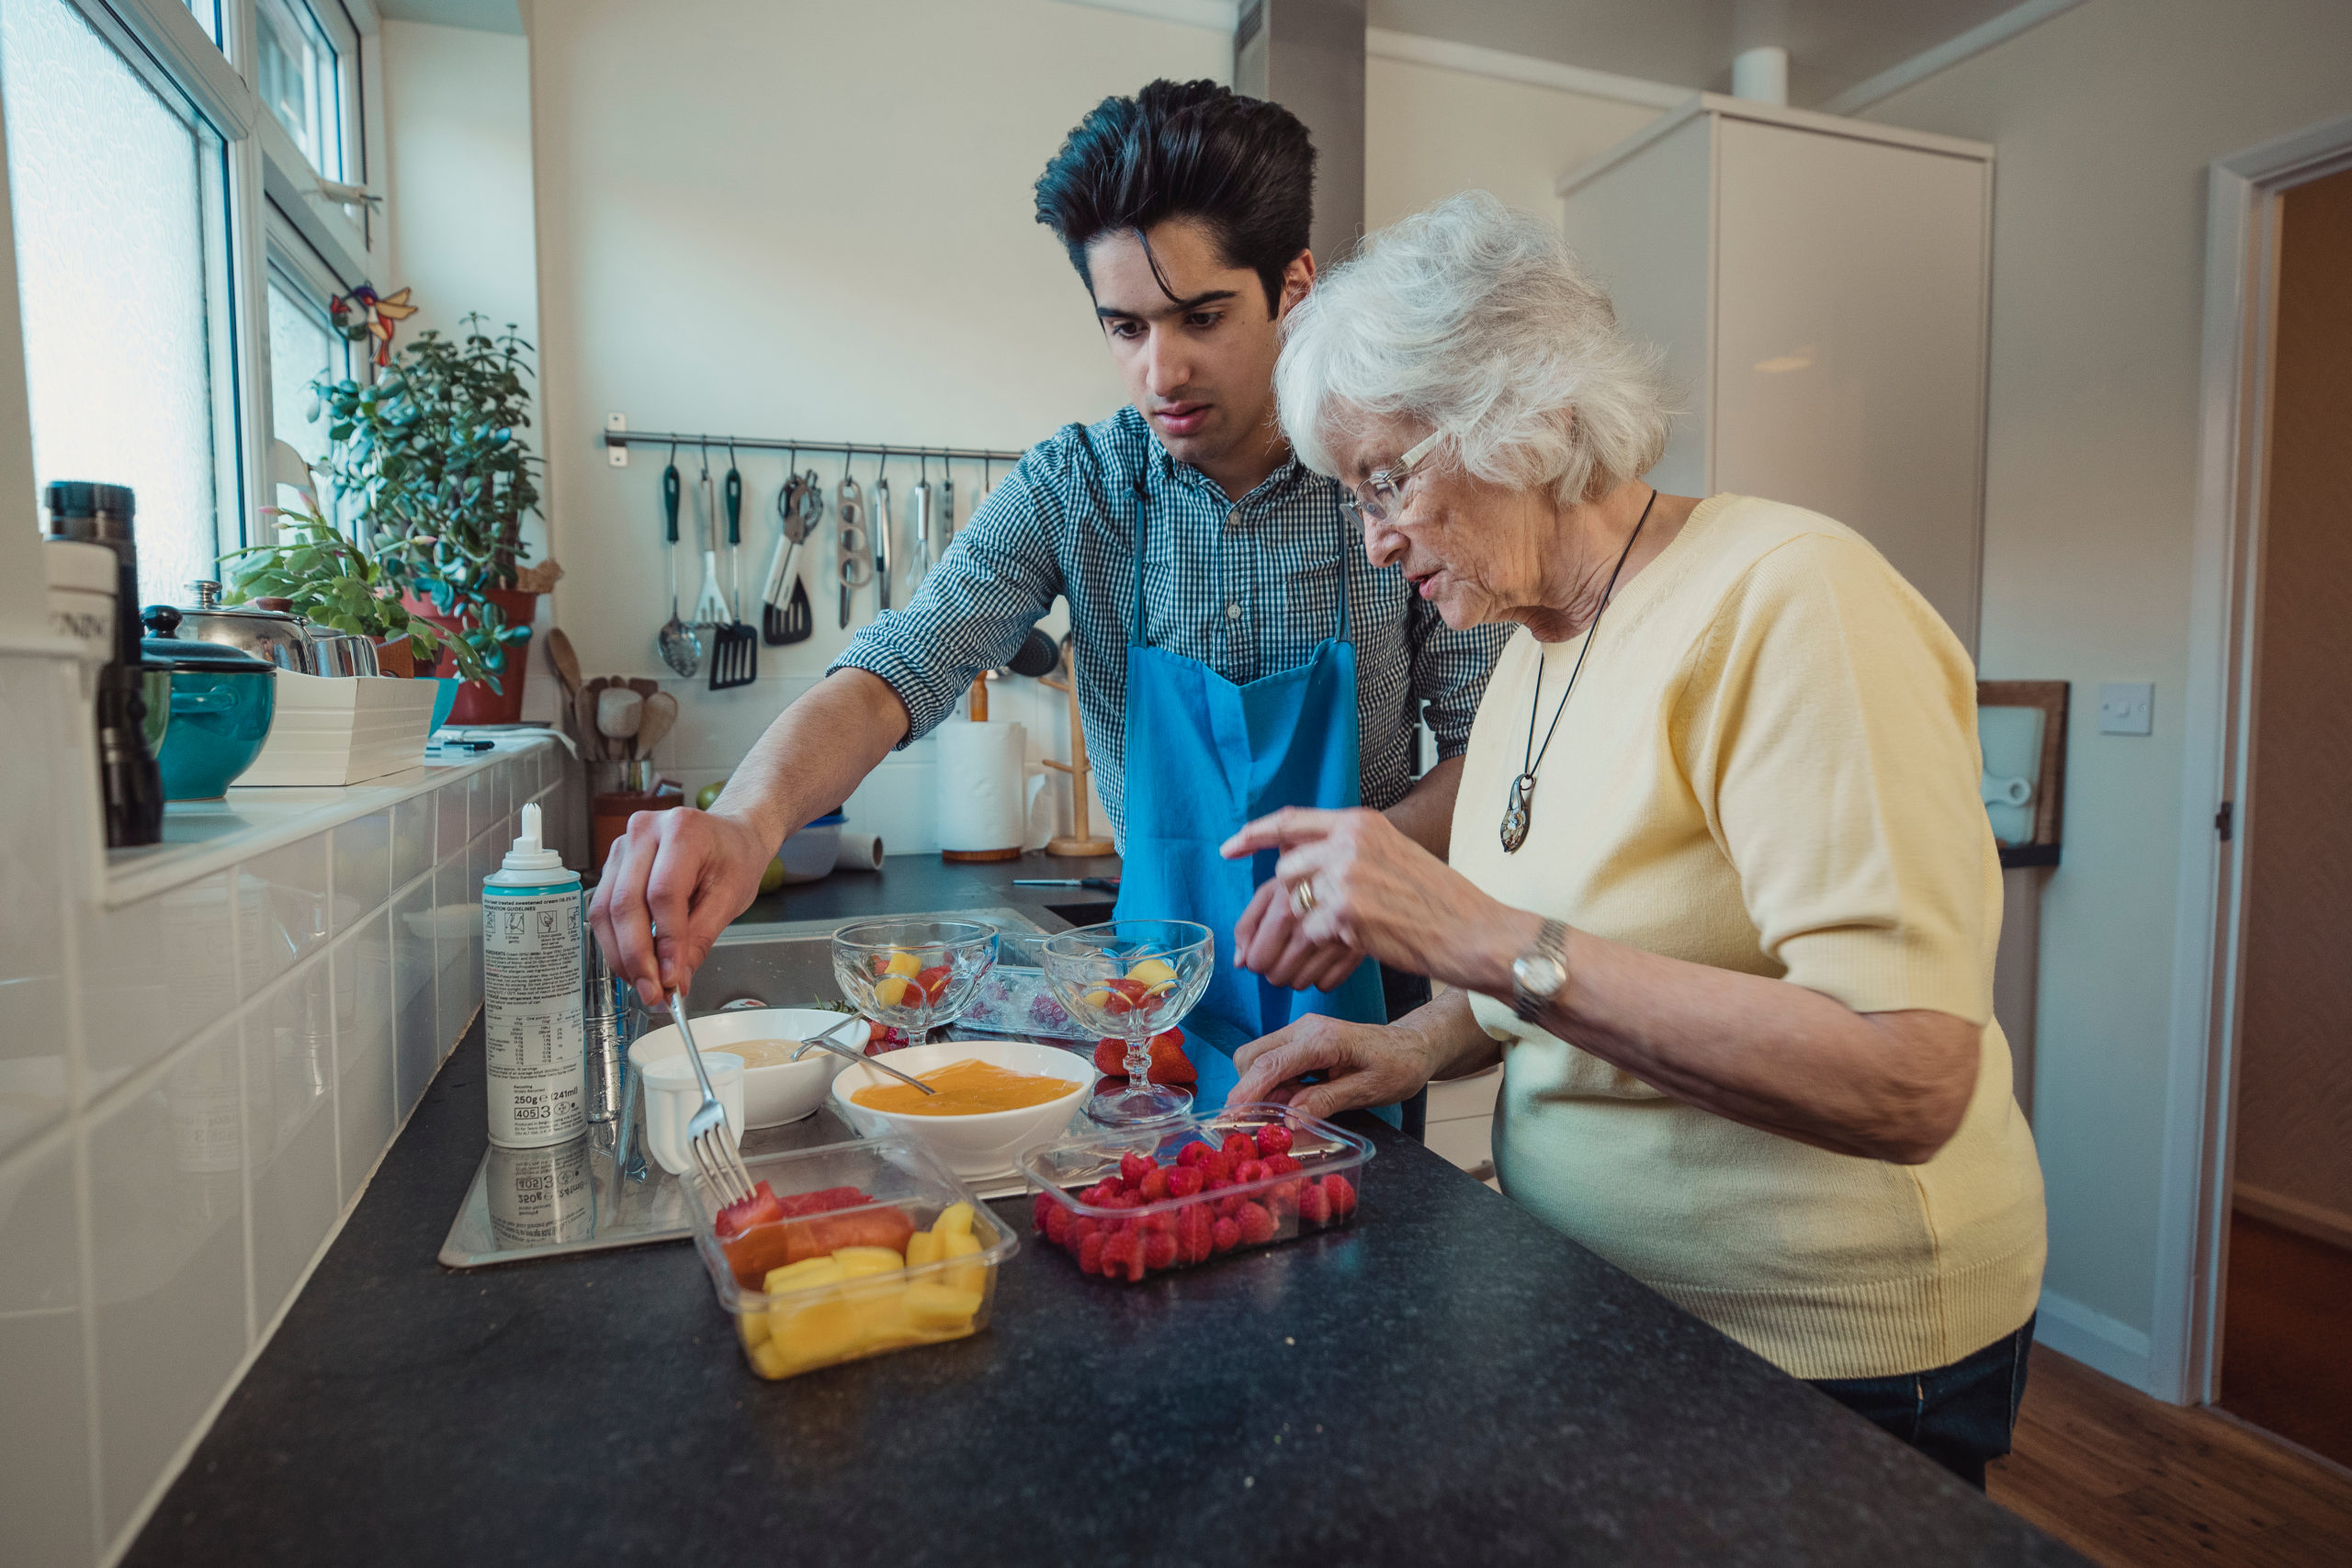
[{"x1": 1500, "y1": 487, "x2": 1657, "y2": 853}]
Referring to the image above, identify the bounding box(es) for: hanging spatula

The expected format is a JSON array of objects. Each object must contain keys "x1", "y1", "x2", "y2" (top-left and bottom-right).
[
  {"x1": 762, "y1": 470, "x2": 814, "y2": 646},
  {"x1": 707, "y1": 453, "x2": 758, "y2": 690}
]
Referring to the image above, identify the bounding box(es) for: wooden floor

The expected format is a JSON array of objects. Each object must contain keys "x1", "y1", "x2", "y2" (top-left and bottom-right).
[
  {"x1": 2219, "y1": 1213, "x2": 2352, "y2": 1469},
  {"x1": 1988, "y1": 1346, "x2": 2352, "y2": 1567}
]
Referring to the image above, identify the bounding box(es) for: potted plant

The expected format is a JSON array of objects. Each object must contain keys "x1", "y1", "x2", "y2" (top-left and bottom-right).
[
  {"x1": 314, "y1": 310, "x2": 556, "y2": 723},
  {"x1": 217, "y1": 499, "x2": 484, "y2": 682}
]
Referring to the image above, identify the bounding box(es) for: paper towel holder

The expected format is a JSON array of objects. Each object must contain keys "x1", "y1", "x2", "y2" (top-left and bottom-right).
[{"x1": 1040, "y1": 637, "x2": 1115, "y2": 858}]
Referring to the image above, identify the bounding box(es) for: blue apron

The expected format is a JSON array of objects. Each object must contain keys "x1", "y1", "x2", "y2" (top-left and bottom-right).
[{"x1": 1109, "y1": 475, "x2": 1392, "y2": 1119}]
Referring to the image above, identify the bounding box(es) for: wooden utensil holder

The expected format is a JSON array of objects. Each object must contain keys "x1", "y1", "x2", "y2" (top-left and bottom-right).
[{"x1": 1041, "y1": 642, "x2": 1114, "y2": 858}]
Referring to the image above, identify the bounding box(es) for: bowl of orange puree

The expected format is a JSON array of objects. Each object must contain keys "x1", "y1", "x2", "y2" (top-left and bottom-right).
[{"x1": 830, "y1": 1040, "x2": 1096, "y2": 1182}]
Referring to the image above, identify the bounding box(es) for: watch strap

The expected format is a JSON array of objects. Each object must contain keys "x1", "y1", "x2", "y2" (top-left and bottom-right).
[{"x1": 1512, "y1": 919, "x2": 1571, "y2": 1022}]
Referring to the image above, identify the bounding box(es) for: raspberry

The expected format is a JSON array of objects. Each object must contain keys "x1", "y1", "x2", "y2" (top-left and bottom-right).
[
  {"x1": 1119, "y1": 1151, "x2": 1154, "y2": 1188},
  {"x1": 1139, "y1": 1168, "x2": 1172, "y2": 1204},
  {"x1": 1216, "y1": 1193, "x2": 1248, "y2": 1220},
  {"x1": 1296, "y1": 1180, "x2": 1331, "y2": 1226},
  {"x1": 1033, "y1": 1192, "x2": 1055, "y2": 1233},
  {"x1": 1167, "y1": 1166, "x2": 1204, "y2": 1199},
  {"x1": 1143, "y1": 1229, "x2": 1178, "y2": 1271},
  {"x1": 1265, "y1": 1179, "x2": 1301, "y2": 1220},
  {"x1": 1203, "y1": 1174, "x2": 1232, "y2": 1194},
  {"x1": 1205, "y1": 1151, "x2": 1238, "y2": 1181},
  {"x1": 1072, "y1": 1216, "x2": 1101, "y2": 1248},
  {"x1": 1322, "y1": 1174, "x2": 1358, "y2": 1219},
  {"x1": 1235, "y1": 1159, "x2": 1269, "y2": 1185},
  {"x1": 1045, "y1": 1203, "x2": 1075, "y2": 1247},
  {"x1": 1264, "y1": 1153, "x2": 1302, "y2": 1177},
  {"x1": 1254, "y1": 1123, "x2": 1294, "y2": 1158},
  {"x1": 1221, "y1": 1133, "x2": 1256, "y2": 1164},
  {"x1": 1176, "y1": 1141, "x2": 1212, "y2": 1169},
  {"x1": 1101, "y1": 1230, "x2": 1143, "y2": 1282},
  {"x1": 1177, "y1": 1202, "x2": 1214, "y2": 1264},
  {"x1": 1079, "y1": 1232, "x2": 1107, "y2": 1275},
  {"x1": 1139, "y1": 1209, "x2": 1177, "y2": 1235},
  {"x1": 1081, "y1": 1179, "x2": 1123, "y2": 1207},
  {"x1": 1211, "y1": 1216, "x2": 1241, "y2": 1253},
  {"x1": 1235, "y1": 1201, "x2": 1276, "y2": 1247}
]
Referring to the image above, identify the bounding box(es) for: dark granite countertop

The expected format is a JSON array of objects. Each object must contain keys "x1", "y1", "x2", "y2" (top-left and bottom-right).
[{"x1": 124, "y1": 853, "x2": 2080, "y2": 1566}]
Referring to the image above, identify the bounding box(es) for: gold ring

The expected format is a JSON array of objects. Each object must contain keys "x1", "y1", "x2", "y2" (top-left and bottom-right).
[{"x1": 1289, "y1": 880, "x2": 1317, "y2": 917}]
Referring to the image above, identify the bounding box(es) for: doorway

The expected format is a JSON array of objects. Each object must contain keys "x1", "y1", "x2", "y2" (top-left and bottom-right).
[{"x1": 2216, "y1": 161, "x2": 2352, "y2": 1469}]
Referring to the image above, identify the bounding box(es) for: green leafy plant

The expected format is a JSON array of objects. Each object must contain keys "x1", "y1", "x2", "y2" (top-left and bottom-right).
[
  {"x1": 218, "y1": 501, "x2": 503, "y2": 684},
  {"x1": 314, "y1": 310, "x2": 541, "y2": 686}
]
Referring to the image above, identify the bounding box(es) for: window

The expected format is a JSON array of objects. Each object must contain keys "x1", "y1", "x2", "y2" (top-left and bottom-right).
[
  {"x1": 3, "y1": 0, "x2": 232, "y2": 608},
  {"x1": 266, "y1": 259, "x2": 348, "y2": 510},
  {"x1": 255, "y1": 0, "x2": 340, "y2": 178},
  {"x1": 183, "y1": 0, "x2": 223, "y2": 48}
]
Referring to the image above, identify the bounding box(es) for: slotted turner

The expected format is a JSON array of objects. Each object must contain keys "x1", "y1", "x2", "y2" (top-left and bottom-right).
[{"x1": 707, "y1": 454, "x2": 758, "y2": 688}]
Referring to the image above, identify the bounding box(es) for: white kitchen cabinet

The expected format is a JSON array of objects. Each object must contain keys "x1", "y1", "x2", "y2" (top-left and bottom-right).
[{"x1": 1558, "y1": 96, "x2": 1994, "y2": 651}]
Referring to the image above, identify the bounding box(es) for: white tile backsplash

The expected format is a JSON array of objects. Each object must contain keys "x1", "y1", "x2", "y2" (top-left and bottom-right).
[
  {"x1": 89, "y1": 1019, "x2": 249, "y2": 1542},
  {"x1": 2, "y1": 682, "x2": 558, "y2": 1568}
]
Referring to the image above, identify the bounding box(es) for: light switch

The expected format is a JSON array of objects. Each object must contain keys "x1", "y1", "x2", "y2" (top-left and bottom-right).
[{"x1": 2098, "y1": 682, "x2": 2154, "y2": 736}]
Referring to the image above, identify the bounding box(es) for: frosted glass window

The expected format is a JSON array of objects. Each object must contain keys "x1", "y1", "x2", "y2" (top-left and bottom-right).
[
  {"x1": 183, "y1": 0, "x2": 222, "y2": 47},
  {"x1": 257, "y1": 0, "x2": 340, "y2": 178},
  {"x1": 3, "y1": 0, "x2": 223, "y2": 609},
  {"x1": 266, "y1": 270, "x2": 342, "y2": 510}
]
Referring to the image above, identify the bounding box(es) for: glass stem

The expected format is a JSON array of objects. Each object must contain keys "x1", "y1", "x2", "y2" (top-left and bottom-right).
[{"x1": 1124, "y1": 1029, "x2": 1151, "y2": 1084}]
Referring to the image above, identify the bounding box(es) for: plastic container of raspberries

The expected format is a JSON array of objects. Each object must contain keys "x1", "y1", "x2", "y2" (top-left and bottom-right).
[
  {"x1": 684, "y1": 1134, "x2": 1019, "y2": 1381},
  {"x1": 957, "y1": 962, "x2": 1084, "y2": 1040},
  {"x1": 1020, "y1": 1103, "x2": 1373, "y2": 1282}
]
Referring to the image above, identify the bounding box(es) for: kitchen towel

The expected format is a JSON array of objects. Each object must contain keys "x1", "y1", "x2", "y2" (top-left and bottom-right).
[
  {"x1": 835, "y1": 830, "x2": 885, "y2": 872},
  {"x1": 933, "y1": 718, "x2": 1027, "y2": 854}
]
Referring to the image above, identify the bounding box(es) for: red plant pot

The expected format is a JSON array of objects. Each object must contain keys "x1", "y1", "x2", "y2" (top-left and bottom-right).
[{"x1": 401, "y1": 586, "x2": 538, "y2": 725}]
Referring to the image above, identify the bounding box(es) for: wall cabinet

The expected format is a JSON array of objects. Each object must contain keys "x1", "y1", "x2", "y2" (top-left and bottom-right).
[{"x1": 1559, "y1": 95, "x2": 1994, "y2": 650}]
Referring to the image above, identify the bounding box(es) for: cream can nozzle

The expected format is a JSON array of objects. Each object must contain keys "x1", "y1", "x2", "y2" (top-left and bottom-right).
[{"x1": 502, "y1": 802, "x2": 565, "y2": 875}]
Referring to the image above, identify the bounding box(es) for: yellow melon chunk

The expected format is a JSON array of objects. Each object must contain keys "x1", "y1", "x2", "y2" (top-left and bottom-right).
[
  {"x1": 1125, "y1": 958, "x2": 1177, "y2": 987},
  {"x1": 832, "y1": 1247, "x2": 906, "y2": 1280},
  {"x1": 902, "y1": 1280, "x2": 982, "y2": 1332},
  {"x1": 905, "y1": 1229, "x2": 944, "y2": 1268},
  {"x1": 749, "y1": 1337, "x2": 795, "y2": 1380},
  {"x1": 940, "y1": 1229, "x2": 985, "y2": 1295},
  {"x1": 932, "y1": 1201, "x2": 975, "y2": 1239},
  {"x1": 739, "y1": 1310, "x2": 771, "y2": 1350},
  {"x1": 885, "y1": 949, "x2": 923, "y2": 977},
  {"x1": 763, "y1": 1257, "x2": 845, "y2": 1294},
  {"x1": 771, "y1": 1295, "x2": 861, "y2": 1368}
]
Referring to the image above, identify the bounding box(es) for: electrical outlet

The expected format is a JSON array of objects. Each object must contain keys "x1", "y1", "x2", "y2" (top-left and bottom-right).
[
  {"x1": 2098, "y1": 682, "x2": 2154, "y2": 736},
  {"x1": 606, "y1": 412, "x2": 628, "y2": 467}
]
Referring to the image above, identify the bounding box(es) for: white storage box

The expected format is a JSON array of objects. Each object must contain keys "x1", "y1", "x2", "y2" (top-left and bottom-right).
[{"x1": 240, "y1": 671, "x2": 440, "y2": 786}]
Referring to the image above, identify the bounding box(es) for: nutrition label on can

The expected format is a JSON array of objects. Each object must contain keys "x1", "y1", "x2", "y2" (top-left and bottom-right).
[{"x1": 484, "y1": 887, "x2": 585, "y2": 1147}]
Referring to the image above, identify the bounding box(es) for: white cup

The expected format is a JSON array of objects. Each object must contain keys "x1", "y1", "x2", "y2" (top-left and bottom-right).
[{"x1": 638, "y1": 1052, "x2": 744, "y2": 1178}]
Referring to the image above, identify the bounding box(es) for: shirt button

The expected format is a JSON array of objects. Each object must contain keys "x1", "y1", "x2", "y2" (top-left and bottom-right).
[
  {"x1": 1226, "y1": 603, "x2": 1241, "y2": 621},
  {"x1": 1226, "y1": 508, "x2": 1241, "y2": 527}
]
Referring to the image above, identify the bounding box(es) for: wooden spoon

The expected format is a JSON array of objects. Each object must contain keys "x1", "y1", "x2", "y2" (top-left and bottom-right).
[
  {"x1": 547, "y1": 628, "x2": 582, "y2": 702},
  {"x1": 636, "y1": 691, "x2": 679, "y2": 760}
]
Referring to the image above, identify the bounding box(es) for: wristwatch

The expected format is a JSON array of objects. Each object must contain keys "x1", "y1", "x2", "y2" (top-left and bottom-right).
[{"x1": 1511, "y1": 919, "x2": 1571, "y2": 1023}]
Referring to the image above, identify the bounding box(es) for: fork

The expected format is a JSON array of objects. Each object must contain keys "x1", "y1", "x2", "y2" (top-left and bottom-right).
[{"x1": 668, "y1": 989, "x2": 755, "y2": 1204}]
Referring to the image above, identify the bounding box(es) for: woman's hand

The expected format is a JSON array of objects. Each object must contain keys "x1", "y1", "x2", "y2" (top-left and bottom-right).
[
  {"x1": 1222, "y1": 807, "x2": 1533, "y2": 995},
  {"x1": 1227, "y1": 1015, "x2": 1447, "y2": 1120}
]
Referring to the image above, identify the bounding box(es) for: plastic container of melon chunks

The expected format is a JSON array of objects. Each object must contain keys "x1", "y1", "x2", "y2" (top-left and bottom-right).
[
  {"x1": 1021, "y1": 1103, "x2": 1374, "y2": 1283},
  {"x1": 684, "y1": 1134, "x2": 1018, "y2": 1381}
]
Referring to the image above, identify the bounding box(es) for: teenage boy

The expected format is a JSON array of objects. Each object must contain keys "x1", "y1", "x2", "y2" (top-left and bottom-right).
[{"x1": 591, "y1": 80, "x2": 1506, "y2": 1097}]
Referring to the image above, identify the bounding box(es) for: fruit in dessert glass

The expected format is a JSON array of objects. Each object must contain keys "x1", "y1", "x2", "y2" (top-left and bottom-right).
[{"x1": 1040, "y1": 920, "x2": 1212, "y2": 1128}]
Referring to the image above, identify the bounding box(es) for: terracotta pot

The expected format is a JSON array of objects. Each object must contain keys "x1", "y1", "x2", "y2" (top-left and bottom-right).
[
  {"x1": 592, "y1": 783, "x2": 683, "y2": 874},
  {"x1": 401, "y1": 586, "x2": 538, "y2": 725},
  {"x1": 372, "y1": 633, "x2": 415, "y2": 679}
]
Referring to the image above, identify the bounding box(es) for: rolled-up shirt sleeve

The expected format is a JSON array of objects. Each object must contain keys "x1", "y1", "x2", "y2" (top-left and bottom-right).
[
  {"x1": 1411, "y1": 596, "x2": 1510, "y2": 760},
  {"x1": 829, "y1": 457, "x2": 1069, "y2": 747}
]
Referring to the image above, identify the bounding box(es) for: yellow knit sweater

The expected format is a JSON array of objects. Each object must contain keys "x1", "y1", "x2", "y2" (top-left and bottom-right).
[{"x1": 1453, "y1": 495, "x2": 2045, "y2": 1381}]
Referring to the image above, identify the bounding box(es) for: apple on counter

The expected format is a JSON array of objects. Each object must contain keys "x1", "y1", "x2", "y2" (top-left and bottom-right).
[{"x1": 700, "y1": 775, "x2": 791, "y2": 893}]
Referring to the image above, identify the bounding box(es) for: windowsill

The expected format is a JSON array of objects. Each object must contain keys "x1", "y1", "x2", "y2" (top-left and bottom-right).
[{"x1": 103, "y1": 730, "x2": 565, "y2": 907}]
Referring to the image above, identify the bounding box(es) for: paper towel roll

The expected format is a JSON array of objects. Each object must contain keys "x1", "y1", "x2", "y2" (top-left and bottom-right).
[
  {"x1": 835, "y1": 830, "x2": 885, "y2": 872},
  {"x1": 934, "y1": 719, "x2": 1028, "y2": 854}
]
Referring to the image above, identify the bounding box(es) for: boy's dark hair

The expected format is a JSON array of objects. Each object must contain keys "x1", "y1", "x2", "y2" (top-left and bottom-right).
[{"x1": 1034, "y1": 79, "x2": 1315, "y2": 314}]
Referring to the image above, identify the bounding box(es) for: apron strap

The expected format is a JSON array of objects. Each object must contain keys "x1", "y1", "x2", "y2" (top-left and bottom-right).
[
  {"x1": 1130, "y1": 474, "x2": 1149, "y2": 650},
  {"x1": 1331, "y1": 486, "x2": 1351, "y2": 647}
]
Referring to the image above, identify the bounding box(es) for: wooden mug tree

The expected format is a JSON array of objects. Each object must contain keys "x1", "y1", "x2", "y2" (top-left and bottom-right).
[{"x1": 1040, "y1": 637, "x2": 1114, "y2": 857}]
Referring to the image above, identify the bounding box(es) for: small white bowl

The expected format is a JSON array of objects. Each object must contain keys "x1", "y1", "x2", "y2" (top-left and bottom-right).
[
  {"x1": 628, "y1": 1008, "x2": 867, "y2": 1129},
  {"x1": 829, "y1": 1038, "x2": 1096, "y2": 1182}
]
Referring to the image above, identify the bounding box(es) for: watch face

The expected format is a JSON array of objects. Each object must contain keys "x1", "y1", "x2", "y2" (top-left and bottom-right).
[{"x1": 1514, "y1": 953, "x2": 1566, "y2": 997}]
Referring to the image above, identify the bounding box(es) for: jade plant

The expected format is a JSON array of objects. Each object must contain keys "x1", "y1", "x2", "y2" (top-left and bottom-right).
[{"x1": 313, "y1": 311, "x2": 542, "y2": 688}]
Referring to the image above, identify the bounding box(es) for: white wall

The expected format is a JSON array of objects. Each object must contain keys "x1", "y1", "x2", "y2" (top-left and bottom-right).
[
  {"x1": 1863, "y1": 0, "x2": 2352, "y2": 1390},
  {"x1": 521, "y1": 0, "x2": 1228, "y2": 841},
  {"x1": 379, "y1": 19, "x2": 551, "y2": 717},
  {"x1": 1365, "y1": 53, "x2": 1662, "y2": 231}
]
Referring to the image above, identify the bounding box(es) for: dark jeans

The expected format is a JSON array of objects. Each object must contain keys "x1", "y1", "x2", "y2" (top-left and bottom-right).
[
  {"x1": 1379, "y1": 964, "x2": 1431, "y2": 1141},
  {"x1": 1809, "y1": 1314, "x2": 2036, "y2": 1489}
]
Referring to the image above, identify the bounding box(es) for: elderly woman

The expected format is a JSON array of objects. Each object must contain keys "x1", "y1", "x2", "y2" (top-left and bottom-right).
[{"x1": 1221, "y1": 193, "x2": 2046, "y2": 1487}]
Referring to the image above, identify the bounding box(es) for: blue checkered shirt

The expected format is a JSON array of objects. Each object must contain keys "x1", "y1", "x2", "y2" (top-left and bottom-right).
[{"x1": 831, "y1": 406, "x2": 1510, "y2": 842}]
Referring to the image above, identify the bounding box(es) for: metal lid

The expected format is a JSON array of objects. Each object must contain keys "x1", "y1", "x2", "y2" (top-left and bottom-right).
[
  {"x1": 182, "y1": 581, "x2": 301, "y2": 625},
  {"x1": 139, "y1": 605, "x2": 277, "y2": 673}
]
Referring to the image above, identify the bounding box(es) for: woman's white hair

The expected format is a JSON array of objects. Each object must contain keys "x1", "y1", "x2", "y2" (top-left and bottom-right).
[{"x1": 1276, "y1": 191, "x2": 1675, "y2": 504}]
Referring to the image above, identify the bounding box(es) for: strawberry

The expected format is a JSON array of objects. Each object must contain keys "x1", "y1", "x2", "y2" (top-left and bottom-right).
[
  {"x1": 1091, "y1": 1038, "x2": 1127, "y2": 1076},
  {"x1": 1139, "y1": 1168, "x2": 1172, "y2": 1204},
  {"x1": 1119, "y1": 1151, "x2": 1155, "y2": 1188},
  {"x1": 1264, "y1": 1152, "x2": 1302, "y2": 1177},
  {"x1": 1234, "y1": 1158, "x2": 1268, "y2": 1186},
  {"x1": 1079, "y1": 1231, "x2": 1107, "y2": 1276},
  {"x1": 1323, "y1": 1173, "x2": 1358, "y2": 1219},
  {"x1": 1254, "y1": 1123, "x2": 1295, "y2": 1158},
  {"x1": 1236, "y1": 1201, "x2": 1276, "y2": 1247},
  {"x1": 1143, "y1": 1229, "x2": 1178, "y2": 1271},
  {"x1": 1101, "y1": 1230, "x2": 1145, "y2": 1282},
  {"x1": 1296, "y1": 1179, "x2": 1331, "y2": 1227},
  {"x1": 1167, "y1": 1166, "x2": 1204, "y2": 1199},
  {"x1": 1176, "y1": 1141, "x2": 1212, "y2": 1169},
  {"x1": 1211, "y1": 1215, "x2": 1241, "y2": 1254},
  {"x1": 1092, "y1": 1029, "x2": 1195, "y2": 1086},
  {"x1": 1045, "y1": 1203, "x2": 1075, "y2": 1247},
  {"x1": 1032, "y1": 1191, "x2": 1055, "y2": 1234},
  {"x1": 1221, "y1": 1133, "x2": 1257, "y2": 1164}
]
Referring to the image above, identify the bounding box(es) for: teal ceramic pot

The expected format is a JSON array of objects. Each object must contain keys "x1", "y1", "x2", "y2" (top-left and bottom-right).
[
  {"x1": 141, "y1": 615, "x2": 277, "y2": 801},
  {"x1": 141, "y1": 668, "x2": 171, "y2": 757},
  {"x1": 428, "y1": 675, "x2": 460, "y2": 732}
]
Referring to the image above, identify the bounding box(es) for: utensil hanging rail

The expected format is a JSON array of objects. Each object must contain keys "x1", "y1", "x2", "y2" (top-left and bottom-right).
[{"x1": 604, "y1": 428, "x2": 1028, "y2": 464}]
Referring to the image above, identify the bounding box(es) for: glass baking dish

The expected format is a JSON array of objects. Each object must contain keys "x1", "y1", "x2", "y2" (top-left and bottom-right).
[
  {"x1": 1021, "y1": 1103, "x2": 1374, "y2": 1282},
  {"x1": 684, "y1": 1135, "x2": 1019, "y2": 1380}
]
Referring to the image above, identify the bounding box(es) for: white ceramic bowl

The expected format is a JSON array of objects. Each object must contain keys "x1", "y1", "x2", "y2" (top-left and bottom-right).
[
  {"x1": 828, "y1": 1038, "x2": 1096, "y2": 1182},
  {"x1": 628, "y1": 1008, "x2": 867, "y2": 1129}
]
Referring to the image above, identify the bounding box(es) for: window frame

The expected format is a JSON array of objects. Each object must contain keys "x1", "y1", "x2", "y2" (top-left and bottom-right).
[{"x1": 262, "y1": 210, "x2": 361, "y2": 516}]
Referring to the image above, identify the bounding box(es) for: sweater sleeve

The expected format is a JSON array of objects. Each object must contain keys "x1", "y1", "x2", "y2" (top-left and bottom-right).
[{"x1": 1677, "y1": 533, "x2": 1996, "y2": 1022}]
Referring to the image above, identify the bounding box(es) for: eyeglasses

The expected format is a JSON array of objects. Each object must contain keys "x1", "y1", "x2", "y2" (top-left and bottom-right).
[{"x1": 1336, "y1": 430, "x2": 1444, "y2": 526}]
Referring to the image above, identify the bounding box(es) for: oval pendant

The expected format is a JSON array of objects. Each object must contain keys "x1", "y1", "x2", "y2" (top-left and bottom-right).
[{"x1": 1500, "y1": 774, "x2": 1534, "y2": 853}]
